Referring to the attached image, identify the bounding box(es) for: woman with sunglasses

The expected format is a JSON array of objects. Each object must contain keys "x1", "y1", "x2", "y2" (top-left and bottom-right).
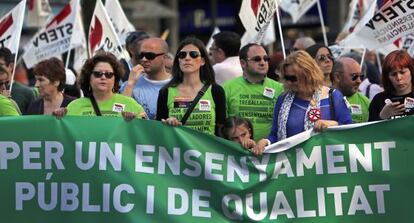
[
  {"x1": 26, "y1": 58, "x2": 75, "y2": 115},
  {"x1": 54, "y1": 53, "x2": 146, "y2": 120},
  {"x1": 252, "y1": 51, "x2": 352, "y2": 155},
  {"x1": 369, "y1": 50, "x2": 414, "y2": 121},
  {"x1": 306, "y1": 44, "x2": 335, "y2": 87},
  {"x1": 156, "y1": 37, "x2": 226, "y2": 135}
]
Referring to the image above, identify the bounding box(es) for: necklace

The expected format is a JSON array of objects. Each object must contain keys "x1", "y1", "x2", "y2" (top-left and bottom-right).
[{"x1": 277, "y1": 89, "x2": 322, "y2": 140}]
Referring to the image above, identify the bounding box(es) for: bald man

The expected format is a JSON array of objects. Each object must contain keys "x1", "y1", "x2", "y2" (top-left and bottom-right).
[
  {"x1": 120, "y1": 38, "x2": 172, "y2": 119},
  {"x1": 332, "y1": 57, "x2": 370, "y2": 123}
]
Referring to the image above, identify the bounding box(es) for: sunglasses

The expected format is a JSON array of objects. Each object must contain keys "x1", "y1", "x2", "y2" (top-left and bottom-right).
[
  {"x1": 283, "y1": 74, "x2": 298, "y2": 82},
  {"x1": 316, "y1": 54, "x2": 334, "y2": 62},
  {"x1": 177, "y1": 51, "x2": 201, "y2": 59},
  {"x1": 92, "y1": 71, "x2": 115, "y2": 79},
  {"x1": 247, "y1": 55, "x2": 270, "y2": 62},
  {"x1": 138, "y1": 52, "x2": 164, "y2": 60},
  {"x1": 351, "y1": 73, "x2": 364, "y2": 81}
]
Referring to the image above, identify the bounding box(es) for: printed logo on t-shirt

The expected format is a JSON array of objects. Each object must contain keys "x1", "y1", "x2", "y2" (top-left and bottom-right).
[
  {"x1": 350, "y1": 104, "x2": 363, "y2": 115},
  {"x1": 113, "y1": 103, "x2": 125, "y2": 112},
  {"x1": 174, "y1": 97, "x2": 191, "y2": 108},
  {"x1": 263, "y1": 87, "x2": 275, "y2": 99},
  {"x1": 199, "y1": 99, "x2": 211, "y2": 111}
]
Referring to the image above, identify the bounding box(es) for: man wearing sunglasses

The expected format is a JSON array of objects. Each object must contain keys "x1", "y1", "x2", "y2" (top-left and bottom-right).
[
  {"x1": 120, "y1": 38, "x2": 171, "y2": 120},
  {"x1": 332, "y1": 57, "x2": 370, "y2": 123},
  {"x1": 210, "y1": 31, "x2": 243, "y2": 85},
  {"x1": 223, "y1": 43, "x2": 284, "y2": 141},
  {"x1": 120, "y1": 30, "x2": 150, "y2": 82}
]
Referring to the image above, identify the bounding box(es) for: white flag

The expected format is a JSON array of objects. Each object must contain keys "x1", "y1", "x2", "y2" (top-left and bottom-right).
[
  {"x1": 26, "y1": 0, "x2": 52, "y2": 27},
  {"x1": 72, "y1": 5, "x2": 87, "y2": 72},
  {"x1": 0, "y1": 0, "x2": 26, "y2": 55},
  {"x1": 241, "y1": 19, "x2": 275, "y2": 47},
  {"x1": 342, "y1": 0, "x2": 376, "y2": 33},
  {"x1": 279, "y1": 0, "x2": 317, "y2": 23},
  {"x1": 239, "y1": 0, "x2": 277, "y2": 44},
  {"x1": 105, "y1": 0, "x2": 135, "y2": 45},
  {"x1": 89, "y1": 0, "x2": 124, "y2": 59},
  {"x1": 402, "y1": 34, "x2": 414, "y2": 57},
  {"x1": 343, "y1": 0, "x2": 414, "y2": 50},
  {"x1": 23, "y1": 0, "x2": 80, "y2": 68}
]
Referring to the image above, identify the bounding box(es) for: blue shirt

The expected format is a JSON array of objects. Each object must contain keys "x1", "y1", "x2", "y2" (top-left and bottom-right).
[
  {"x1": 120, "y1": 75, "x2": 170, "y2": 119},
  {"x1": 268, "y1": 89, "x2": 352, "y2": 143}
]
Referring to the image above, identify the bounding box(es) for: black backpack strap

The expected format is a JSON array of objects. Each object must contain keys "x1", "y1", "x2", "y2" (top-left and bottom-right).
[
  {"x1": 365, "y1": 83, "x2": 372, "y2": 99},
  {"x1": 329, "y1": 88, "x2": 336, "y2": 120},
  {"x1": 181, "y1": 84, "x2": 210, "y2": 125},
  {"x1": 90, "y1": 95, "x2": 102, "y2": 116}
]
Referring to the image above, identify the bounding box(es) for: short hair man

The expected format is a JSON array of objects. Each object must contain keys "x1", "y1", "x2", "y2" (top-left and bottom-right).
[
  {"x1": 210, "y1": 31, "x2": 242, "y2": 85},
  {"x1": 0, "y1": 47, "x2": 35, "y2": 114},
  {"x1": 332, "y1": 57, "x2": 370, "y2": 123},
  {"x1": 121, "y1": 31, "x2": 150, "y2": 81},
  {"x1": 223, "y1": 43, "x2": 284, "y2": 140},
  {"x1": 120, "y1": 38, "x2": 171, "y2": 119}
]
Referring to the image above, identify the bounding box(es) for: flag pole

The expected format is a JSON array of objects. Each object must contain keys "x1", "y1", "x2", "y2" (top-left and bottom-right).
[
  {"x1": 375, "y1": 51, "x2": 382, "y2": 73},
  {"x1": 360, "y1": 48, "x2": 366, "y2": 66},
  {"x1": 8, "y1": 0, "x2": 27, "y2": 93},
  {"x1": 65, "y1": 50, "x2": 72, "y2": 69},
  {"x1": 275, "y1": 2, "x2": 286, "y2": 59},
  {"x1": 316, "y1": 0, "x2": 328, "y2": 46}
]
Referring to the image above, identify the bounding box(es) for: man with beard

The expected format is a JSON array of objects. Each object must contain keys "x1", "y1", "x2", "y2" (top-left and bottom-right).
[
  {"x1": 120, "y1": 38, "x2": 171, "y2": 119},
  {"x1": 223, "y1": 43, "x2": 283, "y2": 140},
  {"x1": 332, "y1": 57, "x2": 370, "y2": 123}
]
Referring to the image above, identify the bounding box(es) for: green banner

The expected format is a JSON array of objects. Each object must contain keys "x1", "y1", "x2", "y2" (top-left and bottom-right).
[{"x1": 0, "y1": 115, "x2": 413, "y2": 222}]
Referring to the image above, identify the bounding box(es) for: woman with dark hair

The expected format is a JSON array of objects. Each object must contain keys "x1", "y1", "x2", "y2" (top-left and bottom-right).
[
  {"x1": 26, "y1": 58, "x2": 75, "y2": 115},
  {"x1": 220, "y1": 116, "x2": 255, "y2": 149},
  {"x1": 252, "y1": 51, "x2": 351, "y2": 155},
  {"x1": 54, "y1": 52, "x2": 146, "y2": 119},
  {"x1": 156, "y1": 37, "x2": 226, "y2": 135},
  {"x1": 368, "y1": 50, "x2": 414, "y2": 121},
  {"x1": 306, "y1": 44, "x2": 335, "y2": 87}
]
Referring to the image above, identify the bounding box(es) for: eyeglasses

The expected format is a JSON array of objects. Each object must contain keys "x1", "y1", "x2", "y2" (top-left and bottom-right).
[
  {"x1": 138, "y1": 52, "x2": 165, "y2": 60},
  {"x1": 283, "y1": 74, "x2": 298, "y2": 82},
  {"x1": 247, "y1": 55, "x2": 270, "y2": 63},
  {"x1": 177, "y1": 51, "x2": 201, "y2": 59},
  {"x1": 316, "y1": 54, "x2": 334, "y2": 63},
  {"x1": 350, "y1": 73, "x2": 364, "y2": 81},
  {"x1": 92, "y1": 71, "x2": 115, "y2": 79}
]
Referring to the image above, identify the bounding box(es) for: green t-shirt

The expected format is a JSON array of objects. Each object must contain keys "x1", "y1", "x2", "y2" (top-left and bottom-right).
[
  {"x1": 167, "y1": 86, "x2": 216, "y2": 135},
  {"x1": 0, "y1": 95, "x2": 19, "y2": 116},
  {"x1": 223, "y1": 77, "x2": 284, "y2": 140},
  {"x1": 346, "y1": 92, "x2": 370, "y2": 123},
  {"x1": 67, "y1": 94, "x2": 145, "y2": 117}
]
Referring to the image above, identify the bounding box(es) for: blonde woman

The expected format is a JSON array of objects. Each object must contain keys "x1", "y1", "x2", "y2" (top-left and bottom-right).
[{"x1": 253, "y1": 51, "x2": 352, "y2": 155}]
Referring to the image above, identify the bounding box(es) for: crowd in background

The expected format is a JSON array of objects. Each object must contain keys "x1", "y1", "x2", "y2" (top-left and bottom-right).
[{"x1": 1, "y1": 30, "x2": 413, "y2": 155}]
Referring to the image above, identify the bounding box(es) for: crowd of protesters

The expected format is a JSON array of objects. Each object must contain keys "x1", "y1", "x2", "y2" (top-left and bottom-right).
[{"x1": 1, "y1": 31, "x2": 413, "y2": 155}]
